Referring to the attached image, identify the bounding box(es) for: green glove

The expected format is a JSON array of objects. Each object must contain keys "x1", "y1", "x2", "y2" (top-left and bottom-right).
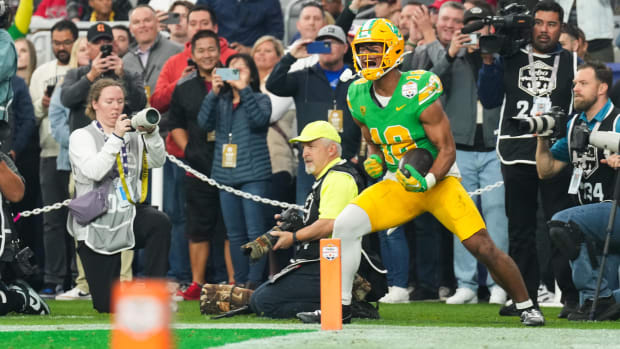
[
  {"x1": 395, "y1": 164, "x2": 427, "y2": 192},
  {"x1": 364, "y1": 154, "x2": 384, "y2": 179}
]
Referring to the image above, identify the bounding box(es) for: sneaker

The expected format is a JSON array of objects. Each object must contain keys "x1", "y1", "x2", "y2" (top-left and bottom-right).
[
  {"x1": 520, "y1": 307, "x2": 545, "y2": 326},
  {"x1": 489, "y1": 286, "x2": 507, "y2": 305},
  {"x1": 296, "y1": 305, "x2": 352, "y2": 324},
  {"x1": 446, "y1": 287, "x2": 478, "y2": 304},
  {"x1": 39, "y1": 284, "x2": 63, "y2": 299},
  {"x1": 9, "y1": 280, "x2": 51, "y2": 315},
  {"x1": 410, "y1": 287, "x2": 439, "y2": 301},
  {"x1": 537, "y1": 284, "x2": 555, "y2": 304},
  {"x1": 499, "y1": 300, "x2": 520, "y2": 316},
  {"x1": 55, "y1": 286, "x2": 91, "y2": 301},
  {"x1": 567, "y1": 297, "x2": 620, "y2": 321},
  {"x1": 180, "y1": 281, "x2": 202, "y2": 301},
  {"x1": 378, "y1": 286, "x2": 410, "y2": 304},
  {"x1": 438, "y1": 286, "x2": 451, "y2": 301}
]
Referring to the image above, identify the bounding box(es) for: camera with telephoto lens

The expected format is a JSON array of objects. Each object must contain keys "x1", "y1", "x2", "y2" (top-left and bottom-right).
[
  {"x1": 519, "y1": 106, "x2": 566, "y2": 139},
  {"x1": 461, "y1": 1, "x2": 532, "y2": 56},
  {"x1": 130, "y1": 108, "x2": 160, "y2": 131},
  {"x1": 570, "y1": 124, "x2": 620, "y2": 153},
  {"x1": 240, "y1": 208, "x2": 304, "y2": 261}
]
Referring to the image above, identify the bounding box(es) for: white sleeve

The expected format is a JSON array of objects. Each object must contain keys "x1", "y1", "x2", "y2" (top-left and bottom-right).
[
  {"x1": 267, "y1": 91, "x2": 294, "y2": 124},
  {"x1": 69, "y1": 128, "x2": 123, "y2": 182},
  {"x1": 142, "y1": 126, "x2": 166, "y2": 168}
]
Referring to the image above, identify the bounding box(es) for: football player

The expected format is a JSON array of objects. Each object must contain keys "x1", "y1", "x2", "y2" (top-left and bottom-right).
[{"x1": 306, "y1": 18, "x2": 544, "y2": 326}]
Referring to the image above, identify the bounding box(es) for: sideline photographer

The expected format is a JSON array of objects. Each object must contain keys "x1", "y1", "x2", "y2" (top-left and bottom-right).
[
  {"x1": 477, "y1": 0, "x2": 578, "y2": 314},
  {"x1": 536, "y1": 62, "x2": 620, "y2": 321},
  {"x1": 241, "y1": 121, "x2": 364, "y2": 320},
  {"x1": 68, "y1": 79, "x2": 170, "y2": 313}
]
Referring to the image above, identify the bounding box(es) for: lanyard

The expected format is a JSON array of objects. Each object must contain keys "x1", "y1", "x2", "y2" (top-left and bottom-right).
[
  {"x1": 96, "y1": 121, "x2": 149, "y2": 204},
  {"x1": 527, "y1": 47, "x2": 560, "y2": 97}
]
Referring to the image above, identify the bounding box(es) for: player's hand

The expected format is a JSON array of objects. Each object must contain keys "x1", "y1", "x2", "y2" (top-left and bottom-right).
[
  {"x1": 364, "y1": 154, "x2": 384, "y2": 179},
  {"x1": 395, "y1": 164, "x2": 427, "y2": 192}
]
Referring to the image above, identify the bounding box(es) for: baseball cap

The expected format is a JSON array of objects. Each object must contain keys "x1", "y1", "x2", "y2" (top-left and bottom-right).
[
  {"x1": 464, "y1": 6, "x2": 492, "y2": 24},
  {"x1": 87, "y1": 22, "x2": 113, "y2": 42},
  {"x1": 428, "y1": 0, "x2": 450, "y2": 10},
  {"x1": 316, "y1": 25, "x2": 347, "y2": 44},
  {"x1": 290, "y1": 121, "x2": 341, "y2": 144}
]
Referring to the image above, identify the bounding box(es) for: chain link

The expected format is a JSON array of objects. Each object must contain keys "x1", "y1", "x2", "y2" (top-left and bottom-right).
[{"x1": 16, "y1": 153, "x2": 503, "y2": 218}]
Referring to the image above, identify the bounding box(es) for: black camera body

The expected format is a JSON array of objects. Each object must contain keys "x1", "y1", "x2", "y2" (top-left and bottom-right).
[
  {"x1": 570, "y1": 123, "x2": 591, "y2": 153},
  {"x1": 518, "y1": 106, "x2": 567, "y2": 140},
  {"x1": 464, "y1": 2, "x2": 532, "y2": 56}
]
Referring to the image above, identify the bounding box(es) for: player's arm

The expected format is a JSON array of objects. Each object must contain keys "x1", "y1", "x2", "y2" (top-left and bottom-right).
[
  {"x1": 419, "y1": 99, "x2": 456, "y2": 181},
  {"x1": 355, "y1": 117, "x2": 385, "y2": 178},
  {"x1": 536, "y1": 137, "x2": 567, "y2": 179},
  {"x1": 354, "y1": 118, "x2": 382, "y2": 159}
]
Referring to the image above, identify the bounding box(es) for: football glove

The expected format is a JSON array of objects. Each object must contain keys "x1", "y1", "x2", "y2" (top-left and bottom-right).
[
  {"x1": 395, "y1": 164, "x2": 428, "y2": 192},
  {"x1": 364, "y1": 154, "x2": 384, "y2": 179}
]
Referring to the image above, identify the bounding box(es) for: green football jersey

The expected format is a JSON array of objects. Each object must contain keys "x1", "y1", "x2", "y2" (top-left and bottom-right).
[{"x1": 347, "y1": 70, "x2": 443, "y2": 173}]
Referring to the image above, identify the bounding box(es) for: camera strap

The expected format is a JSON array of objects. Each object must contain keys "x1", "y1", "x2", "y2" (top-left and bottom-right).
[
  {"x1": 116, "y1": 151, "x2": 148, "y2": 205},
  {"x1": 527, "y1": 49, "x2": 559, "y2": 97}
]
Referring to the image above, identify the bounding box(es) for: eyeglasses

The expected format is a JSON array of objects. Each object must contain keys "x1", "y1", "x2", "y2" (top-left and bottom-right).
[{"x1": 52, "y1": 40, "x2": 74, "y2": 47}]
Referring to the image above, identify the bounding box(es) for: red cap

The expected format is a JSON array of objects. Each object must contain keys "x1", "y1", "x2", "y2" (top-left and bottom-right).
[{"x1": 429, "y1": 0, "x2": 452, "y2": 10}]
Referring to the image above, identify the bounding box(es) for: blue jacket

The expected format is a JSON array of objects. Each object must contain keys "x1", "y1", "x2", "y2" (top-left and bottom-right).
[
  {"x1": 196, "y1": 0, "x2": 284, "y2": 46},
  {"x1": 48, "y1": 85, "x2": 71, "y2": 171},
  {"x1": 9, "y1": 76, "x2": 36, "y2": 158},
  {"x1": 198, "y1": 87, "x2": 272, "y2": 186},
  {"x1": 0, "y1": 29, "x2": 16, "y2": 124}
]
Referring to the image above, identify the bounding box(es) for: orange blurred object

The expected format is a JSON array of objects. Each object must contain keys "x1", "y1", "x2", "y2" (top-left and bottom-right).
[{"x1": 320, "y1": 238, "x2": 342, "y2": 331}]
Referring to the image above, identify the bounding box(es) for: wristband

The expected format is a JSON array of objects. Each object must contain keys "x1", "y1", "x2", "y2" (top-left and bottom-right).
[
  {"x1": 406, "y1": 40, "x2": 417, "y2": 48},
  {"x1": 292, "y1": 231, "x2": 298, "y2": 245},
  {"x1": 425, "y1": 173, "x2": 437, "y2": 189}
]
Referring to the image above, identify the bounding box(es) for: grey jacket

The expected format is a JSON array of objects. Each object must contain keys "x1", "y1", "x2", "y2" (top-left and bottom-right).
[
  {"x1": 123, "y1": 34, "x2": 183, "y2": 92},
  {"x1": 61, "y1": 65, "x2": 147, "y2": 132},
  {"x1": 401, "y1": 41, "x2": 500, "y2": 148}
]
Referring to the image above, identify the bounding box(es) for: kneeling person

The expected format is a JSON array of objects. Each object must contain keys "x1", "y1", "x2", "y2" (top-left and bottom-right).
[{"x1": 249, "y1": 121, "x2": 363, "y2": 319}]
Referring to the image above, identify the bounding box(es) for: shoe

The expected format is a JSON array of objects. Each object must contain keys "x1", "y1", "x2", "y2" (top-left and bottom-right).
[
  {"x1": 499, "y1": 300, "x2": 520, "y2": 316},
  {"x1": 537, "y1": 284, "x2": 555, "y2": 304},
  {"x1": 520, "y1": 307, "x2": 545, "y2": 326},
  {"x1": 378, "y1": 286, "x2": 410, "y2": 304},
  {"x1": 567, "y1": 297, "x2": 620, "y2": 321},
  {"x1": 39, "y1": 284, "x2": 63, "y2": 299},
  {"x1": 446, "y1": 287, "x2": 478, "y2": 304},
  {"x1": 489, "y1": 286, "x2": 507, "y2": 305},
  {"x1": 438, "y1": 286, "x2": 451, "y2": 301},
  {"x1": 180, "y1": 281, "x2": 202, "y2": 301},
  {"x1": 410, "y1": 287, "x2": 438, "y2": 301},
  {"x1": 296, "y1": 305, "x2": 352, "y2": 324},
  {"x1": 558, "y1": 302, "x2": 578, "y2": 319},
  {"x1": 55, "y1": 286, "x2": 91, "y2": 301},
  {"x1": 9, "y1": 279, "x2": 51, "y2": 315}
]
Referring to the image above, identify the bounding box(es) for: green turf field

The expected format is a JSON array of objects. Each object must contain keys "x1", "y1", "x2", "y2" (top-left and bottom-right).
[{"x1": 1, "y1": 300, "x2": 620, "y2": 348}]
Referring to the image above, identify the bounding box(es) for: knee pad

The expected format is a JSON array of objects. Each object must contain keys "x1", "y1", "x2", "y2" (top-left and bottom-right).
[
  {"x1": 333, "y1": 205, "x2": 372, "y2": 239},
  {"x1": 548, "y1": 220, "x2": 584, "y2": 261}
]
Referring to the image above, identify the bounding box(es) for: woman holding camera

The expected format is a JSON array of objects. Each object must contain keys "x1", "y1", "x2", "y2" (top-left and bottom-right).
[
  {"x1": 68, "y1": 79, "x2": 170, "y2": 313},
  {"x1": 198, "y1": 54, "x2": 272, "y2": 289}
]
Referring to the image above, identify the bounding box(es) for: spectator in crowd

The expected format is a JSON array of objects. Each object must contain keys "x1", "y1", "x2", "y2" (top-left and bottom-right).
[
  {"x1": 560, "y1": 22, "x2": 588, "y2": 62},
  {"x1": 166, "y1": 1, "x2": 193, "y2": 45},
  {"x1": 15, "y1": 38, "x2": 37, "y2": 86},
  {"x1": 196, "y1": 0, "x2": 283, "y2": 54},
  {"x1": 66, "y1": 0, "x2": 132, "y2": 21},
  {"x1": 28, "y1": 19, "x2": 79, "y2": 299},
  {"x1": 463, "y1": 0, "x2": 488, "y2": 11},
  {"x1": 478, "y1": 0, "x2": 578, "y2": 317},
  {"x1": 198, "y1": 53, "x2": 271, "y2": 289},
  {"x1": 287, "y1": 1, "x2": 325, "y2": 63},
  {"x1": 266, "y1": 24, "x2": 361, "y2": 205},
  {"x1": 251, "y1": 35, "x2": 297, "y2": 273},
  {"x1": 536, "y1": 62, "x2": 620, "y2": 320},
  {"x1": 399, "y1": 1, "x2": 423, "y2": 51},
  {"x1": 418, "y1": 4, "x2": 508, "y2": 305},
  {"x1": 250, "y1": 121, "x2": 364, "y2": 319},
  {"x1": 33, "y1": 0, "x2": 68, "y2": 18},
  {"x1": 150, "y1": 5, "x2": 236, "y2": 294},
  {"x1": 374, "y1": 0, "x2": 401, "y2": 19},
  {"x1": 68, "y1": 78, "x2": 170, "y2": 313},
  {"x1": 49, "y1": 37, "x2": 93, "y2": 301},
  {"x1": 323, "y1": 0, "x2": 344, "y2": 19},
  {"x1": 112, "y1": 24, "x2": 132, "y2": 58},
  {"x1": 557, "y1": 0, "x2": 615, "y2": 62},
  {"x1": 168, "y1": 30, "x2": 229, "y2": 300},
  {"x1": 124, "y1": 5, "x2": 183, "y2": 96},
  {"x1": 61, "y1": 22, "x2": 146, "y2": 132}
]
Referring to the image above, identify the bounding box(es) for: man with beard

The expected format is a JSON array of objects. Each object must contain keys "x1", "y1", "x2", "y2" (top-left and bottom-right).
[
  {"x1": 478, "y1": 0, "x2": 579, "y2": 318},
  {"x1": 535, "y1": 62, "x2": 620, "y2": 321},
  {"x1": 28, "y1": 19, "x2": 79, "y2": 299}
]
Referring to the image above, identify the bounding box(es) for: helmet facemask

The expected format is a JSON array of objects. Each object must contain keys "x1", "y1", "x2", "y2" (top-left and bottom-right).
[{"x1": 351, "y1": 19, "x2": 406, "y2": 81}]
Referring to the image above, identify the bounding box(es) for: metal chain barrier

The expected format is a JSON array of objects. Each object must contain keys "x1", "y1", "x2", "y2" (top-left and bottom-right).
[{"x1": 16, "y1": 153, "x2": 503, "y2": 219}]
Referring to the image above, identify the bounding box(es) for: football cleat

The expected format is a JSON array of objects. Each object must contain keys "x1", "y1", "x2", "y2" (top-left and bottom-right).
[{"x1": 520, "y1": 307, "x2": 545, "y2": 326}]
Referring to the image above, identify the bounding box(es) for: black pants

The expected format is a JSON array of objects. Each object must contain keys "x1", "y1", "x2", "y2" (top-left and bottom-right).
[
  {"x1": 78, "y1": 205, "x2": 171, "y2": 313},
  {"x1": 501, "y1": 163, "x2": 576, "y2": 303},
  {"x1": 250, "y1": 262, "x2": 320, "y2": 318}
]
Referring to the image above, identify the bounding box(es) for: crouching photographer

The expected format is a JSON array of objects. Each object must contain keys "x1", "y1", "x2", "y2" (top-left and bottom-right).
[
  {"x1": 68, "y1": 79, "x2": 170, "y2": 313},
  {"x1": 536, "y1": 62, "x2": 620, "y2": 321}
]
